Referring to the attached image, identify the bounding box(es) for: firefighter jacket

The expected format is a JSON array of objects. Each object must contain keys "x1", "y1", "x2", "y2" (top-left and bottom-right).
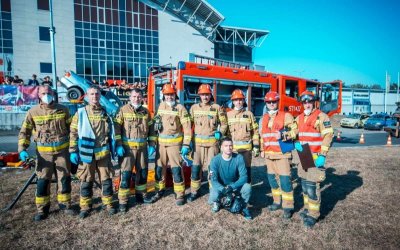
[
  {"x1": 155, "y1": 101, "x2": 192, "y2": 146},
  {"x1": 18, "y1": 103, "x2": 71, "y2": 154},
  {"x1": 259, "y1": 111, "x2": 298, "y2": 159},
  {"x1": 114, "y1": 104, "x2": 156, "y2": 149},
  {"x1": 69, "y1": 104, "x2": 113, "y2": 161},
  {"x1": 295, "y1": 109, "x2": 334, "y2": 155},
  {"x1": 227, "y1": 109, "x2": 260, "y2": 152},
  {"x1": 190, "y1": 102, "x2": 227, "y2": 147}
]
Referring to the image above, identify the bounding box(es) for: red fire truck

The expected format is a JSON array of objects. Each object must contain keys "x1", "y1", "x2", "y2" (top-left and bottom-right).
[{"x1": 147, "y1": 57, "x2": 342, "y2": 120}]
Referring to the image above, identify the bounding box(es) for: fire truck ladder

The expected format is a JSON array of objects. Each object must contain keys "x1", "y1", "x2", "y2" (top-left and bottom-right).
[{"x1": 190, "y1": 54, "x2": 251, "y2": 69}]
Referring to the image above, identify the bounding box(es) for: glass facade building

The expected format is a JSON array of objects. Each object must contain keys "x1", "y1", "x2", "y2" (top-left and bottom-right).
[
  {"x1": 0, "y1": 0, "x2": 13, "y2": 78},
  {"x1": 74, "y1": 0, "x2": 159, "y2": 83}
]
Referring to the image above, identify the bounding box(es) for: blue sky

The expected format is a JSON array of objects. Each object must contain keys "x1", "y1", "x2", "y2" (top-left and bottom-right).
[{"x1": 207, "y1": 0, "x2": 400, "y2": 87}]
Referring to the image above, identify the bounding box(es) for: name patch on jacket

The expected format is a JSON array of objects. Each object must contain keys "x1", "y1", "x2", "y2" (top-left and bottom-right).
[
  {"x1": 323, "y1": 121, "x2": 332, "y2": 128},
  {"x1": 243, "y1": 115, "x2": 248, "y2": 118}
]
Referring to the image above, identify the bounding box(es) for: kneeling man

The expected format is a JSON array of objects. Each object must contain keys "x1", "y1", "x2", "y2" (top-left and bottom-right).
[{"x1": 208, "y1": 137, "x2": 252, "y2": 220}]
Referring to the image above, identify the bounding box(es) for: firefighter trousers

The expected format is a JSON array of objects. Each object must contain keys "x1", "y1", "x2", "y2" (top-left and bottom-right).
[
  {"x1": 191, "y1": 145, "x2": 219, "y2": 194},
  {"x1": 76, "y1": 156, "x2": 114, "y2": 211},
  {"x1": 265, "y1": 158, "x2": 294, "y2": 210},
  {"x1": 155, "y1": 144, "x2": 185, "y2": 199},
  {"x1": 35, "y1": 149, "x2": 71, "y2": 213},
  {"x1": 118, "y1": 147, "x2": 149, "y2": 204},
  {"x1": 236, "y1": 150, "x2": 252, "y2": 183},
  {"x1": 301, "y1": 179, "x2": 321, "y2": 219}
]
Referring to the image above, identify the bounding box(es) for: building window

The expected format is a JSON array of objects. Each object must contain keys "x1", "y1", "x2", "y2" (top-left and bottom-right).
[
  {"x1": 40, "y1": 62, "x2": 52, "y2": 73},
  {"x1": 37, "y1": 0, "x2": 49, "y2": 11},
  {"x1": 39, "y1": 26, "x2": 50, "y2": 41},
  {"x1": 99, "y1": 39, "x2": 106, "y2": 48}
]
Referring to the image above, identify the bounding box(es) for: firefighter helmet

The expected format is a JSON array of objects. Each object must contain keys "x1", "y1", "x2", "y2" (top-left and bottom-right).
[
  {"x1": 299, "y1": 91, "x2": 316, "y2": 102},
  {"x1": 162, "y1": 84, "x2": 176, "y2": 94},
  {"x1": 231, "y1": 89, "x2": 245, "y2": 100},
  {"x1": 264, "y1": 91, "x2": 280, "y2": 102},
  {"x1": 198, "y1": 84, "x2": 212, "y2": 95}
]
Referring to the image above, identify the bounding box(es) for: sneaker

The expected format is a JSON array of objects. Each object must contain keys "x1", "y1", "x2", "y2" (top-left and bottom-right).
[
  {"x1": 175, "y1": 198, "x2": 185, "y2": 206},
  {"x1": 211, "y1": 202, "x2": 220, "y2": 213},
  {"x1": 299, "y1": 209, "x2": 309, "y2": 220},
  {"x1": 33, "y1": 213, "x2": 47, "y2": 222},
  {"x1": 79, "y1": 210, "x2": 90, "y2": 219},
  {"x1": 303, "y1": 216, "x2": 317, "y2": 228},
  {"x1": 119, "y1": 204, "x2": 128, "y2": 213},
  {"x1": 283, "y1": 209, "x2": 293, "y2": 219},
  {"x1": 242, "y1": 208, "x2": 253, "y2": 220},
  {"x1": 187, "y1": 193, "x2": 199, "y2": 202},
  {"x1": 268, "y1": 203, "x2": 282, "y2": 212}
]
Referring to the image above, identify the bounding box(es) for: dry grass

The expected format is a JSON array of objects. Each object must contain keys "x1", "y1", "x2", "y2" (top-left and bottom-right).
[{"x1": 1, "y1": 146, "x2": 400, "y2": 249}]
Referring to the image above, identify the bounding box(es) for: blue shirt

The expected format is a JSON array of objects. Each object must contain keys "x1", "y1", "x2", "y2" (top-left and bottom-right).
[{"x1": 209, "y1": 153, "x2": 248, "y2": 192}]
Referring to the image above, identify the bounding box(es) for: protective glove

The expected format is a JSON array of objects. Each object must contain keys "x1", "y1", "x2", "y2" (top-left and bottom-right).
[
  {"x1": 252, "y1": 146, "x2": 260, "y2": 157},
  {"x1": 70, "y1": 152, "x2": 79, "y2": 165},
  {"x1": 148, "y1": 145, "x2": 156, "y2": 156},
  {"x1": 222, "y1": 185, "x2": 233, "y2": 196},
  {"x1": 116, "y1": 145, "x2": 125, "y2": 157},
  {"x1": 295, "y1": 142, "x2": 303, "y2": 152},
  {"x1": 214, "y1": 131, "x2": 222, "y2": 140},
  {"x1": 180, "y1": 145, "x2": 190, "y2": 156},
  {"x1": 315, "y1": 155, "x2": 326, "y2": 168},
  {"x1": 19, "y1": 150, "x2": 29, "y2": 161}
]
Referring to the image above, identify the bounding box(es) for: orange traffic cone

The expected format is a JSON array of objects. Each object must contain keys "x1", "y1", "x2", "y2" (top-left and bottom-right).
[
  {"x1": 336, "y1": 130, "x2": 342, "y2": 141},
  {"x1": 386, "y1": 134, "x2": 392, "y2": 146},
  {"x1": 359, "y1": 132, "x2": 365, "y2": 144}
]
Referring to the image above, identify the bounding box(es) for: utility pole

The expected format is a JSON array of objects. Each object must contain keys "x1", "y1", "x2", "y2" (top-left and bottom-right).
[
  {"x1": 397, "y1": 72, "x2": 399, "y2": 103},
  {"x1": 49, "y1": 0, "x2": 57, "y2": 95}
]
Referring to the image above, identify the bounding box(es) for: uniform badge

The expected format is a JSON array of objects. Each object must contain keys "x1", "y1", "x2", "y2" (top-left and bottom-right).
[
  {"x1": 243, "y1": 114, "x2": 248, "y2": 118},
  {"x1": 323, "y1": 121, "x2": 332, "y2": 128}
]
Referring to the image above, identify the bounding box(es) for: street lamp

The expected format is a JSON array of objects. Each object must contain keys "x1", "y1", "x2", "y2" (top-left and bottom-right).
[{"x1": 49, "y1": 0, "x2": 57, "y2": 97}]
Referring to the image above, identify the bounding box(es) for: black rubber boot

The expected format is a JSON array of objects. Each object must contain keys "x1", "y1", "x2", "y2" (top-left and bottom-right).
[
  {"x1": 135, "y1": 194, "x2": 144, "y2": 204},
  {"x1": 299, "y1": 209, "x2": 309, "y2": 220},
  {"x1": 268, "y1": 203, "x2": 282, "y2": 211},
  {"x1": 175, "y1": 197, "x2": 185, "y2": 206},
  {"x1": 59, "y1": 204, "x2": 76, "y2": 216},
  {"x1": 79, "y1": 210, "x2": 90, "y2": 219},
  {"x1": 282, "y1": 208, "x2": 293, "y2": 219},
  {"x1": 187, "y1": 193, "x2": 199, "y2": 202},
  {"x1": 144, "y1": 190, "x2": 164, "y2": 204},
  {"x1": 33, "y1": 213, "x2": 48, "y2": 222},
  {"x1": 304, "y1": 216, "x2": 317, "y2": 228},
  {"x1": 119, "y1": 204, "x2": 128, "y2": 213}
]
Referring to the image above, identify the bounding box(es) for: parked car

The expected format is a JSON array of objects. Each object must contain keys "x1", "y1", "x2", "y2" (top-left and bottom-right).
[
  {"x1": 363, "y1": 113, "x2": 397, "y2": 130},
  {"x1": 340, "y1": 113, "x2": 370, "y2": 128}
]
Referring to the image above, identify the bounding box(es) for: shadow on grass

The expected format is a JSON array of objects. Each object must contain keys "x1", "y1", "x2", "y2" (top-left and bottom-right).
[{"x1": 291, "y1": 167, "x2": 363, "y2": 220}]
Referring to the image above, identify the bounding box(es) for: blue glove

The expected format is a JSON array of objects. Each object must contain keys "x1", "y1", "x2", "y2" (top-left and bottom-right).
[
  {"x1": 19, "y1": 151, "x2": 29, "y2": 161},
  {"x1": 295, "y1": 142, "x2": 303, "y2": 152},
  {"x1": 180, "y1": 146, "x2": 190, "y2": 156},
  {"x1": 148, "y1": 145, "x2": 156, "y2": 156},
  {"x1": 70, "y1": 152, "x2": 79, "y2": 165},
  {"x1": 214, "y1": 131, "x2": 222, "y2": 140},
  {"x1": 116, "y1": 145, "x2": 125, "y2": 157},
  {"x1": 315, "y1": 155, "x2": 326, "y2": 168}
]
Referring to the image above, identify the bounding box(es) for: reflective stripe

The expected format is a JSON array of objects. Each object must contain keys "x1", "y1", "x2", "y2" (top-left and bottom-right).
[
  {"x1": 159, "y1": 133, "x2": 183, "y2": 143},
  {"x1": 228, "y1": 118, "x2": 251, "y2": 124},
  {"x1": 136, "y1": 184, "x2": 147, "y2": 191},
  {"x1": 155, "y1": 181, "x2": 165, "y2": 190},
  {"x1": 174, "y1": 183, "x2": 185, "y2": 192},
  {"x1": 233, "y1": 143, "x2": 252, "y2": 151},
  {"x1": 148, "y1": 120, "x2": 153, "y2": 125},
  {"x1": 123, "y1": 137, "x2": 147, "y2": 147},
  {"x1": 191, "y1": 180, "x2": 201, "y2": 189},
  {"x1": 118, "y1": 188, "x2": 130, "y2": 197},
  {"x1": 263, "y1": 133, "x2": 277, "y2": 138},
  {"x1": 193, "y1": 110, "x2": 217, "y2": 116},
  {"x1": 282, "y1": 192, "x2": 294, "y2": 201},
  {"x1": 321, "y1": 146, "x2": 329, "y2": 151},
  {"x1": 181, "y1": 117, "x2": 191, "y2": 123},
  {"x1": 37, "y1": 141, "x2": 69, "y2": 152},
  {"x1": 80, "y1": 197, "x2": 92, "y2": 206},
  {"x1": 87, "y1": 115, "x2": 105, "y2": 121},
  {"x1": 299, "y1": 132, "x2": 321, "y2": 137},
  {"x1": 124, "y1": 113, "x2": 147, "y2": 119},
  {"x1": 57, "y1": 193, "x2": 71, "y2": 203},
  {"x1": 195, "y1": 135, "x2": 217, "y2": 144},
  {"x1": 148, "y1": 136, "x2": 158, "y2": 142},
  {"x1": 102, "y1": 196, "x2": 113, "y2": 205},
  {"x1": 35, "y1": 196, "x2": 50, "y2": 205},
  {"x1": 183, "y1": 135, "x2": 191, "y2": 141},
  {"x1": 115, "y1": 135, "x2": 121, "y2": 140},
  {"x1": 70, "y1": 140, "x2": 78, "y2": 147},
  {"x1": 33, "y1": 113, "x2": 66, "y2": 122},
  {"x1": 18, "y1": 138, "x2": 30, "y2": 145},
  {"x1": 114, "y1": 118, "x2": 122, "y2": 124},
  {"x1": 321, "y1": 128, "x2": 334, "y2": 135},
  {"x1": 308, "y1": 200, "x2": 320, "y2": 211},
  {"x1": 272, "y1": 188, "x2": 281, "y2": 196},
  {"x1": 303, "y1": 195, "x2": 309, "y2": 205},
  {"x1": 300, "y1": 141, "x2": 322, "y2": 146},
  {"x1": 158, "y1": 110, "x2": 178, "y2": 116},
  {"x1": 264, "y1": 141, "x2": 280, "y2": 146},
  {"x1": 22, "y1": 121, "x2": 33, "y2": 129},
  {"x1": 70, "y1": 123, "x2": 78, "y2": 129}
]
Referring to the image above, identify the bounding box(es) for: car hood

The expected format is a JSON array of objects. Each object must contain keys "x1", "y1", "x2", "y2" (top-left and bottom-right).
[
  {"x1": 365, "y1": 119, "x2": 384, "y2": 124},
  {"x1": 341, "y1": 118, "x2": 358, "y2": 123}
]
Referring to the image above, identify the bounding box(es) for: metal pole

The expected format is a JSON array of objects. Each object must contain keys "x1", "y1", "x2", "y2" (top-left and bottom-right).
[
  {"x1": 49, "y1": 0, "x2": 58, "y2": 96},
  {"x1": 384, "y1": 71, "x2": 388, "y2": 113},
  {"x1": 397, "y1": 72, "x2": 399, "y2": 103}
]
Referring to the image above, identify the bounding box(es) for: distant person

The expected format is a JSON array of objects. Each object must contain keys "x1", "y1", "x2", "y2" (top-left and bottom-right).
[
  {"x1": 12, "y1": 75, "x2": 23, "y2": 85},
  {"x1": 92, "y1": 79, "x2": 99, "y2": 85},
  {"x1": 294, "y1": 91, "x2": 334, "y2": 228},
  {"x1": 208, "y1": 137, "x2": 252, "y2": 220},
  {"x1": 42, "y1": 76, "x2": 53, "y2": 87},
  {"x1": 27, "y1": 74, "x2": 40, "y2": 86}
]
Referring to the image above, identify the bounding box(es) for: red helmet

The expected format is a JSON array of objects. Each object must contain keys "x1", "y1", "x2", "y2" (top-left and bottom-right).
[
  {"x1": 299, "y1": 91, "x2": 316, "y2": 102},
  {"x1": 231, "y1": 89, "x2": 245, "y2": 100},
  {"x1": 264, "y1": 91, "x2": 279, "y2": 102},
  {"x1": 162, "y1": 84, "x2": 176, "y2": 94},
  {"x1": 198, "y1": 84, "x2": 212, "y2": 95}
]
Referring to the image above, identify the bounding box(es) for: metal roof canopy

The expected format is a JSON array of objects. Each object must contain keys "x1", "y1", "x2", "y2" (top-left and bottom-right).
[
  {"x1": 138, "y1": 0, "x2": 225, "y2": 40},
  {"x1": 216, "y1": 25, "x2": 269, "y2": 48}
]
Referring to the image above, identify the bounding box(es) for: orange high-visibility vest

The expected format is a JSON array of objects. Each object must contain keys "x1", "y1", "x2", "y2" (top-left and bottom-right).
[
  {"x1": 261, "y1": 111, "x2": 285, "y2": 153},
  {"x1": 297, "y1": 110, "x2": 322, "y2": 153}
]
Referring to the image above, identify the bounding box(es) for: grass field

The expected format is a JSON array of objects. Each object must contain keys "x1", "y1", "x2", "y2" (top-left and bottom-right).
[{"x1": 0, "y1": 146, "x2": 400, "y2": 249}]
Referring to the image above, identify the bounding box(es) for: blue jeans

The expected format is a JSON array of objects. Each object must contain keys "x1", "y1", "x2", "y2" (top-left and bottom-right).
[{"x1": 208, "y1": 183, "x2": 252, "y2": 204}]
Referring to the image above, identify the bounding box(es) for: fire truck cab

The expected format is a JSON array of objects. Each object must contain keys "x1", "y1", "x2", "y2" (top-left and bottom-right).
[{"x1": 147, "y1": 57, "x2": 342, "y2": 120}]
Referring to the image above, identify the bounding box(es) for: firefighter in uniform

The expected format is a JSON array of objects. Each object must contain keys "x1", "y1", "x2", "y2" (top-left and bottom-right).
[
  {"x1": 70, "y1": 86, "x2": 117, "y2": 218},
  {"x1": 226, "y1": 89, "x2": 260, "y2": 183},
  {"x1": 18, "y1": 85, "x2": 74, "y2": 221},
  {"x1": 259, "y1": 91, "x2": 298, "y2": 219},
  {"x1": 144, "y1": 83, "x2": 192, "y2": 206},
  {"x1": 188, "y1": 84, "x2": 227, "y2": 202},
  {"x1": 114, "y1": 88, "x2": 156, "y2": 212},
  {"x1": 295, "y1": 91, "x2": 334, "y2": 228}
]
